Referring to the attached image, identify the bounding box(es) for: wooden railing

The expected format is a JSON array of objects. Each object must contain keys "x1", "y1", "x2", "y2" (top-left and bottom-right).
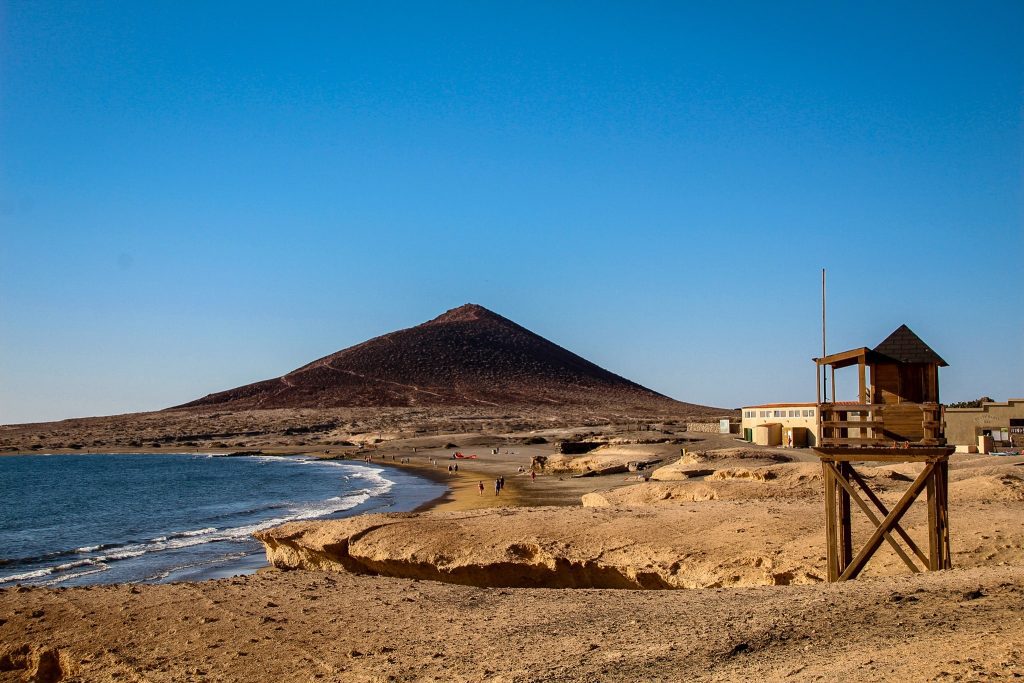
[{"x1": 819, "y1": 403, "x2": 944, "y2": 448}]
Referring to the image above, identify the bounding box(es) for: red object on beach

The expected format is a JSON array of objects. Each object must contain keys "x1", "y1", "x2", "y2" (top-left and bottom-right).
[{"x1": 454, "y1": 453, "x2": 478, "y2": 459}]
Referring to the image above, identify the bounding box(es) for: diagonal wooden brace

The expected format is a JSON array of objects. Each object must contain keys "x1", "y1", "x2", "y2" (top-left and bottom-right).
[
  {"x1": 825, "y1": 462, "x2": 921, "y2": 574},
  {"x1": 847, "y1": 466, "x2": 929, "y2": 567},
  {"x1": 839, "y1": 463, "x2": 934, "y2": 581}
]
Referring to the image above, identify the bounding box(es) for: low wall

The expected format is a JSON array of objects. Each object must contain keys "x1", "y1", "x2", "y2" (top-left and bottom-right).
[{"x1": 945, "y1": 399, "x2": 1024, "y2": 446}]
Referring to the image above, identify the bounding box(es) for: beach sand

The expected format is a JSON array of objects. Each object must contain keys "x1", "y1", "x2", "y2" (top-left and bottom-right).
[
  {"x1": 3, "y1": 565, "x2": 1022, "y2": 681},
  {"x1": 3, "y1": 417, "x2": 1024, "y2": 681}
]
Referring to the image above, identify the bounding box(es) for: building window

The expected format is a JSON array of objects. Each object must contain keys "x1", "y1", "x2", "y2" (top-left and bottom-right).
[
  {"x1": 788, "y1": 410, "x2": 799, "y2": 417},
  {"x1": 802, "y1": 410, "x2": 813, "y2": 417},
  {"x1": 773, "y1": 410, "x2": 784, "y2": 418}
]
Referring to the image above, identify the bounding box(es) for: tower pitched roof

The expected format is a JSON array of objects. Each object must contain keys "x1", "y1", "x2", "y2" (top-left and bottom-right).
[{"x1": 873, "y1": 324, "x2": 948, "y2": 366}]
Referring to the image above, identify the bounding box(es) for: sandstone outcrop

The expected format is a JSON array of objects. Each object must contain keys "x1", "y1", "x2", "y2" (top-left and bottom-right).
[
  {"x1": 649, "y1": 460, "x2": 712, "y2": 480},
  {"x1": 256, "y1": 505, "x2": 827, "y2": 589},
  {"x1": 544, "y1": 444, "x2": 665, "y2": 477}
]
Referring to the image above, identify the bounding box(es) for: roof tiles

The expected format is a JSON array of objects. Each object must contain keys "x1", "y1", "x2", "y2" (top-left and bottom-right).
[{"x1": 873, "y1": 324, "x2": 948, "y2": 366}]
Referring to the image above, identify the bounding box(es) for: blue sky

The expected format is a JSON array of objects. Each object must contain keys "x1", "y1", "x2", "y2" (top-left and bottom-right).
[{"x1": 1, "y1": 1, "x2": 1021, "y2": 423}]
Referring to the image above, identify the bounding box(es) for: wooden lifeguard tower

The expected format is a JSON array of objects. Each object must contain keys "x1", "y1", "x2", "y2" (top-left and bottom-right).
[{"x1": 813, "y1": 324, "x2": 955, "y2": 581}]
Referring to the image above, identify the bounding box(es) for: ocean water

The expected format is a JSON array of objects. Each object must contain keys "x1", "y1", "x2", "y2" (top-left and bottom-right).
[{"x1": 0, "y1": 453, "x2": 444, "y2": 587}]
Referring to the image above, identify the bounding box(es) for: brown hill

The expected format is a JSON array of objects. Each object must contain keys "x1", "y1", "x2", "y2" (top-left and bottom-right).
[{"x1": 176, "y1": 304, "x2": 719, "y2": 414}]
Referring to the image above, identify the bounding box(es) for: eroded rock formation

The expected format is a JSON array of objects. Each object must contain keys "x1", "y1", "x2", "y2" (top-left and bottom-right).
[{"x1": 255, "y1": 506, "x2": 825, "y2": 589}]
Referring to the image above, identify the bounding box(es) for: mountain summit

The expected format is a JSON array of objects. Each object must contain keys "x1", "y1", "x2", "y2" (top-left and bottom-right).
[{"x1": 177, "y1": 304, "x2": 714, "y2": 413}]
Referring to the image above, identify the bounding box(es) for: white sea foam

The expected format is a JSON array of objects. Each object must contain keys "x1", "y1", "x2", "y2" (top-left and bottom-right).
[
  {"x1": 1, "y1": 567, "x2": 62, "y2": 583},
  {"x1": 170, "y1": 527, "x2": 217, "y2": 540},
  {"x1": 1, "y1": 558, "x2": 103, "y2": 583},
  {"x1": 99, "y1": 549, "x2": 148, "y2": 561},
  {"x1": 144, "y1": 550, "x2": 252, "y2": 582},
  {"x1": 40, "y1": 564, "x2": 109, "y2": 586},
  {"x1": 151, "y1": 526, "x2": 217, "y2": 543}
]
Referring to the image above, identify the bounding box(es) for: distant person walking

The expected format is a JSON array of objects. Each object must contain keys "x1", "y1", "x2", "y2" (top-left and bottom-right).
[
  {"x1": 478, "y1": 481, "x2": 484, "y2": 495},
  {"x1": 494, "y1": 479, "x2": 501, "y2": 495},
  {"x1": 531, "y1": 470, "x2": 536, "y2": 482}
]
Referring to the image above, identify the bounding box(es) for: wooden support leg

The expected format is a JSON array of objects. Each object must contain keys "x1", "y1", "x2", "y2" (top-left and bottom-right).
[
  {"x1": 823, "y1": 460, "x2": 838, "y2": 582},
  {"x1": 837, "y1": 462, "x2": 853, "y2": 574},
  {"x1": 927, "y1": 464, "x2": 939, "y2": 570},
  {"x1": 938, "y1": 460, "x2": 951, "y2": 569}
]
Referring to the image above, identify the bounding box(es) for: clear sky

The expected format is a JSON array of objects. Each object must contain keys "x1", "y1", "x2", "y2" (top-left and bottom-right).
[{"x1": 1, "y1": 1, "x2": 1021, "y2": 423}]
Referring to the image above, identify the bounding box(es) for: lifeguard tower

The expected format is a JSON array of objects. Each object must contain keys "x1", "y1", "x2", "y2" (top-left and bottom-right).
[{"x1": 813, "y1": 324, "x2": 955, "y2": 581}]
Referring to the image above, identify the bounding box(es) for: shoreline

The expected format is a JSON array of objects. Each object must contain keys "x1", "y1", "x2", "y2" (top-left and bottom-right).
[
  {"x1": 0, "y1": 447, "x2": 557, "y2": 587},
  {"x1": 0, "y1": 451, "x2": 451, "y2": 588},
  {"x1": 2, "y1": 443, "x2": 596, "y2": 512},
  {"x1": 0, "y1": 448, "x2": 524, "y2": 511},
  {"x1": 0, "y1": 435, "x2": 809, "y2": 588}
]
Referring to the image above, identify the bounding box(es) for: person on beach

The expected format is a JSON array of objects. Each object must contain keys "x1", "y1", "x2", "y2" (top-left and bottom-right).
[
  {"x1": 454, "y1": 463, "x2": 458, "y2": 472},
  {"x1": 494, "y1": 479, "x2": 500, "y2": 495},
  {"x1": 531, "y1": 470, "x2": 536, "y2": 482},
  {"x1": 499, "y1": 475, "x2": 505, "y2": 491},
  {"x1": 478, "y1": 481, "x2": 484, "y2": 495}
]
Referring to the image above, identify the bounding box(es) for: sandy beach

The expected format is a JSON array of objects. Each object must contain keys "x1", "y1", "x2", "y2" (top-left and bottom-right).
[{"x1": 3, "y1": 417, "x2": 1024, "y2": 681}]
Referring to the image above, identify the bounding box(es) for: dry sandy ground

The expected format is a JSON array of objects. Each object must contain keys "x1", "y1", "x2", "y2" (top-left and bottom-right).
[
  {"x1": 2, "y1": 567, "x2": 1022, "y2": 682},
  {"x1": 3, "y1": 429, "x2": 1024, "y2": 681},
  {"x1": 256, "y1": 451, "x2": 1024, "y2": 592}
]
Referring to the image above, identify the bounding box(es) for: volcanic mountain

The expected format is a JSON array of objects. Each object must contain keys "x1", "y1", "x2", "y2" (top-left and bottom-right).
[{"x1": 177, "y1": 304, "x2": 717, "y2": 414}]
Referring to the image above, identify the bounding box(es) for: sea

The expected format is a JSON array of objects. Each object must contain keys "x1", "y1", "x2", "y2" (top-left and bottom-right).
[{"x1": 0, "y1": 453, "x2": 445, "y2": 587}]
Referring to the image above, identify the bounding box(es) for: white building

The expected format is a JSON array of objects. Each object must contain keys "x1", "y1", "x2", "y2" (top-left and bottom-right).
[{"x1": 740, "y1": 403, "x2": 819, "y2": 447}]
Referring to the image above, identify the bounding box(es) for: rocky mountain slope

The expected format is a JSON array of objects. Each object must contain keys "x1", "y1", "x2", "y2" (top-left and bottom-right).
[{"x1": 177, "y1": 304, "x2": 719, "y2": 414}]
